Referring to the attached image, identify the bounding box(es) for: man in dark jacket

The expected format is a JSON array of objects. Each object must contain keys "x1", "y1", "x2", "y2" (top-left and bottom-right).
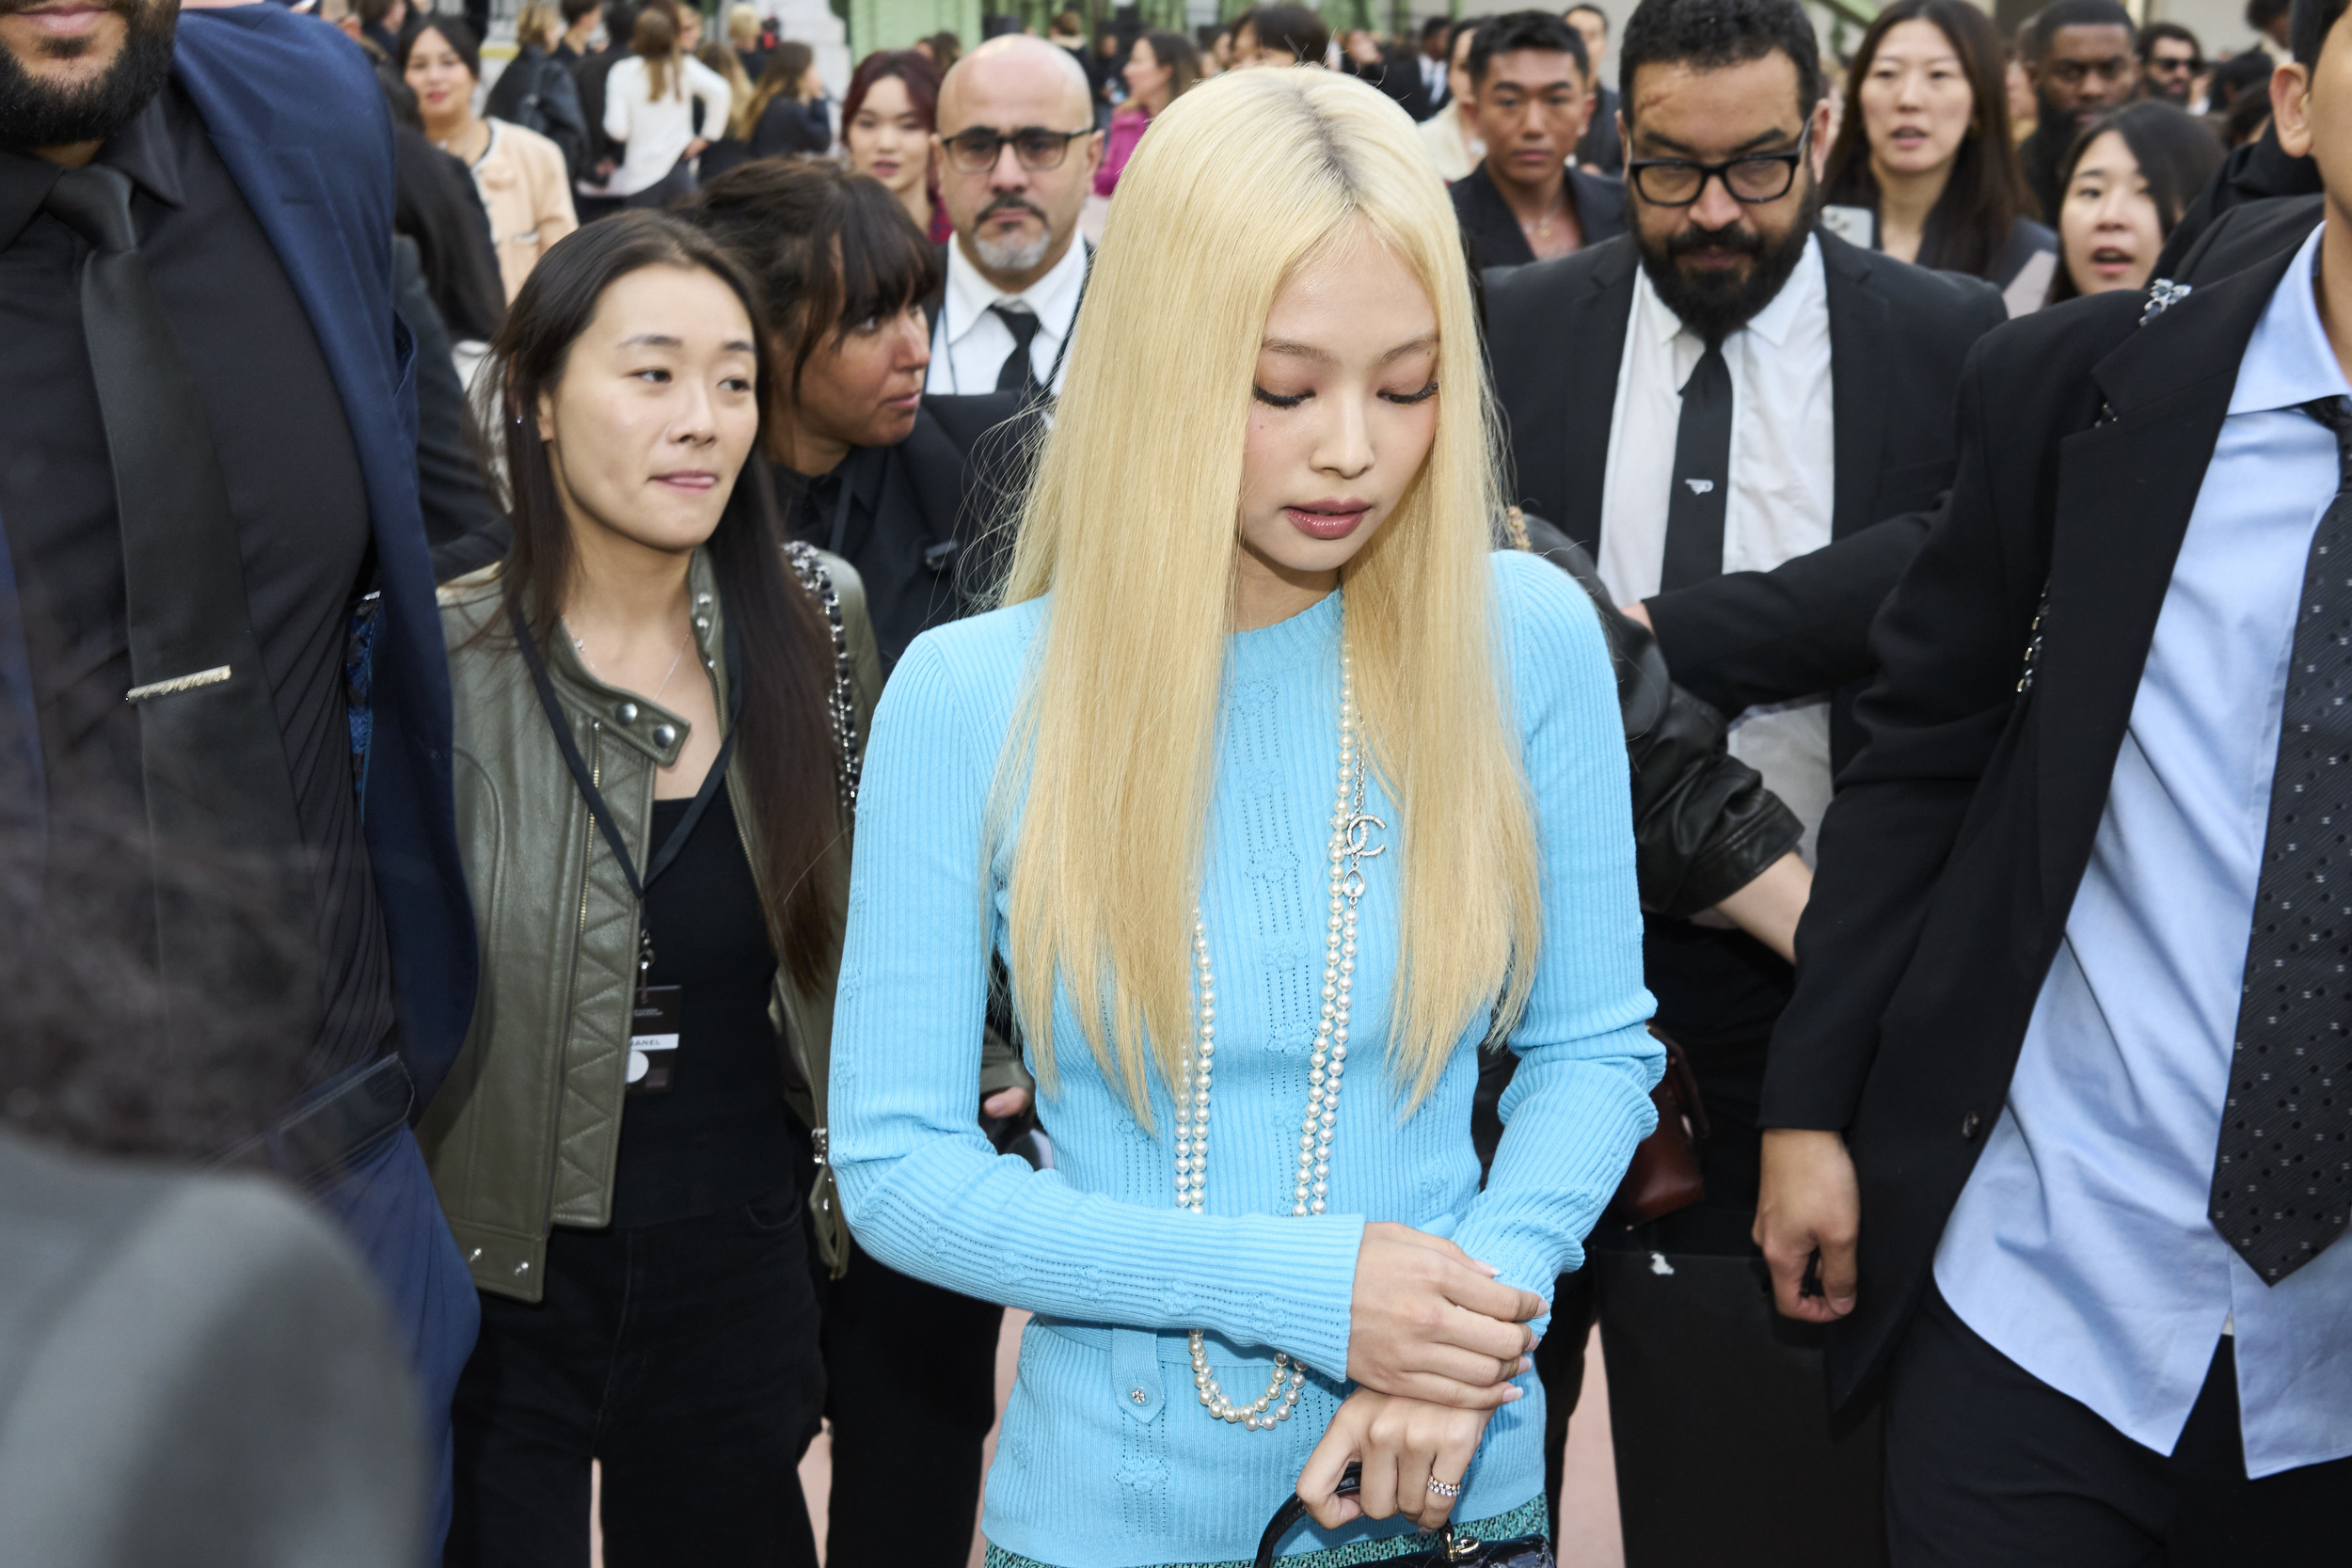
[
  {"x1": 0, "y1": 0, "x2": 479, "y2": 1549},
  {"x1": 2016, "y1": 0, "x2": 2138, "y2": 220},
  {"x1": 1756, "y1": 0, "x2": 2352, "y2": 1555},
  {"x1": 1481, "y1": 0, "x2": 2004, "y2": 1557},
  {"x1": 1449, "y1": 10, "x2": 1625, "y2": 270}
]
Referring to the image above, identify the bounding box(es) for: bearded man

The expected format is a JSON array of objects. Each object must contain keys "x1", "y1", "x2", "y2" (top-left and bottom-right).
[
  {"x1": 1478, "y1": 0, "x2": 2003, "y2": 1560},
  {"x1": 920, "y1": 34, "x2": 1099, "y2": 401},
  {"x1": 0, "y1": 0, "x2": 478, "y2": 1550}
]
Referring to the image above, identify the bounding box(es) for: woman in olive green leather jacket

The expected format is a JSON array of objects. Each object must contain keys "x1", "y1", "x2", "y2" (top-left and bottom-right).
[{"x1": 421, "y1": 212, "x2": 876, "y2": 1565}]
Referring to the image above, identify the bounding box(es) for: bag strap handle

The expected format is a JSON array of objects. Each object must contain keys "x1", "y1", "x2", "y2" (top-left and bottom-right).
[
  {"x1": 782, "y1": 540, "x2": 862, "y2": 816},
  {"x1": 1255, "y1": 1465, "x2": 1364, "y2": 1568}
]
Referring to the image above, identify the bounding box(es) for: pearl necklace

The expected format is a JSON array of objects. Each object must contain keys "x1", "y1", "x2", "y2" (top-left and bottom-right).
[{"x1": 1175, "y1": 642, "x2": 1385, "y2": 1432}]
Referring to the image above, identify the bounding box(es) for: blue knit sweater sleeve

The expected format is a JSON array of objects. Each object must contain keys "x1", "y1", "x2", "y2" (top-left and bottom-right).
[
  {"x1": 829, "y1": 615, "x2": 1369, "y2": 1379},
  {"x1": 1451, "y1": 552, "x2": 1663, "y2": 1305}
]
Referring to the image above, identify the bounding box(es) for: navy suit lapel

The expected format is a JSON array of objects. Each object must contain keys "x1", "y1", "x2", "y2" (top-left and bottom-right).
[
  {"x1": 1822, "y1": 232, "x2": 1890, "y2": 541},
  {"x1": 2033, "y1": 250, "x2": 2296, "y2": 911}
]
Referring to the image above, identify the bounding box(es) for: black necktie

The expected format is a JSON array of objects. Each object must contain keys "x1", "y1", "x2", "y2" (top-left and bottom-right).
[
  {"x1": 2208, "y1": 394, "x2": 2352, "y2": 1283},
  {"x1": 991, "y1": 302, "x2": 1043, "y2": 398},
  {"x1": 43, "y1": 166, "x2": 316, "y2": 1030},
  {"x1": 1661, "y1": 338, "x2": 1732, "y2": 592}
]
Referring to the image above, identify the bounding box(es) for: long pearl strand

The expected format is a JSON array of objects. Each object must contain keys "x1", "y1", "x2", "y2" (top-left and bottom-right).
[{"x1": 1175, "y1": 646, "x2": 1381, "y2": 1432}]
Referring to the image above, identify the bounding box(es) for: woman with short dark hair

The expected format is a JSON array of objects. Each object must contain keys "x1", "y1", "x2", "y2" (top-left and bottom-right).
[
  {"x1": 1822, "y1": 0, "x2": 2058, "y2": 314},
  {"x1": 428, "y1": 212, "x2": 877, "y2": 1565}
]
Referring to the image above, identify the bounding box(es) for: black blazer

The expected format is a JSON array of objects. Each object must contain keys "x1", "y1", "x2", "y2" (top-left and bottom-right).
[
  {"x1": 788, "y1": 392, "x2": 1040, "y2": 672},
  {"x1": 1483, "y1": 229, "x2": 2006, "y2": 771},
  {"x1": 1760, "y1": 245, "x2": 2307, "y2": 1407},
  {"x1": 1449, "y1": 162, "x2": 1625, "y2": 272},
  {"x1": 1576, "y1": 86, "x2": 1623, "y2": 176}
]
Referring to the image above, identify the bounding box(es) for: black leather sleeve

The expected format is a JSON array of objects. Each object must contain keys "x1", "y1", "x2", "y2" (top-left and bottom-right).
[{"x1": 1518, "y1": 516, "x2": 1804, "y2": 918}]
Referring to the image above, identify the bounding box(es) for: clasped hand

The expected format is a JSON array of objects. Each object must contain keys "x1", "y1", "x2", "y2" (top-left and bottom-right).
[{"x1": 1290, "y1": 1224, "x2": 1546, "y2": 1532}]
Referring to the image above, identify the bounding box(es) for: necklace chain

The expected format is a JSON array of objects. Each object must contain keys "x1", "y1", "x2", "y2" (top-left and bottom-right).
[
  {"x1": 574, "y1": 620, "x2": 691, "y2": 705},
  {"x1": 1177, "y1": 641, "x2": 1386, "y2": 1432}
]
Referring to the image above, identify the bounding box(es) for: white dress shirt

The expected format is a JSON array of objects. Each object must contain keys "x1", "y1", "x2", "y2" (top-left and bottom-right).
[
  {"x1": 926, "y1": 235, "x2": 1088, "y2": 397},
  {"x1": 1935, "y1": 222, "x2": 2352, "y2": 1479},
  {"x1": 1596, "y1": 235, "x2": 1837, "y2": 854}
]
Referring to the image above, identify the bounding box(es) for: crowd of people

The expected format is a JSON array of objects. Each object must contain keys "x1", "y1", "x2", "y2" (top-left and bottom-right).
[{"x1": 1, "y1": 0, "x2": 2348, "y2": 1565}]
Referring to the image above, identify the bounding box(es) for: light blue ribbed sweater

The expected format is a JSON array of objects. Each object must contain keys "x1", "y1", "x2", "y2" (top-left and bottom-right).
[{"x1": 831, "y1": 550, "x2": 1660, "y2": 1567}]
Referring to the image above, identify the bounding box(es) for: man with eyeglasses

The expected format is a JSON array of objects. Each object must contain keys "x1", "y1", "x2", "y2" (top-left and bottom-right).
[
  {"x1": 1482, "y1": 0, "x2": 2003, "y2": 1558},
  {"x1": 923, "y1": 35, "x2": 1101, "y2": 400},
  {"x1": 2016, "y1": 0, "x2": 2138, "y2": 225},
  {"x1": 2137, "y1": 21, "x2": 2206, "y2": 108}
]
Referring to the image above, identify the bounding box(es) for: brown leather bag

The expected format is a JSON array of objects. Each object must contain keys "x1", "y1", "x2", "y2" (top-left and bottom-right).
[{"x1": 1604, "y1": 1026, "x2": 1711, "y2": 1227}]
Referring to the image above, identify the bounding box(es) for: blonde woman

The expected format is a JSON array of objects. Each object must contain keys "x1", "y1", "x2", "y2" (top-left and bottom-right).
[{"x1": 829, "y1": 66, "x2": 1659, "y2": 1568}]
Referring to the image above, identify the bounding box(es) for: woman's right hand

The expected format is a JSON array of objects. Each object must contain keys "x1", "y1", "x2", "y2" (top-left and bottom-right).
[{"x1": 1343, "y1": 1222, "x2": 1545, "y2": 1409}]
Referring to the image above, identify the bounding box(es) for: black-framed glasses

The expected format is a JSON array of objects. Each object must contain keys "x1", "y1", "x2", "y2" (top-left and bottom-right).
[
  {"x1": 939, "y1": 126, "x2": 1094, "y2": 175},
  {"x1": 2146, "y1": 53, "x2": 2204, "y2": 74},
  {"x1": 1626, "y1": 122, "x2": 1812, "y2": 207}
]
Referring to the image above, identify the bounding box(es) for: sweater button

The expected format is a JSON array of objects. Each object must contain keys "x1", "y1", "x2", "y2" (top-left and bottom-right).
[{"x1": 1129, "y1": 1387, "x2": 1148, "y2": 1405}]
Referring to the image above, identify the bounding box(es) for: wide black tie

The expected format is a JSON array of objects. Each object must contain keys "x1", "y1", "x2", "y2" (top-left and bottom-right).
[
  {"x1": 2208, "y1": 393, "x2": 2352, "y2": 1283},
  {"x1": 43, "y1": 165, "x2": 315, "y2": 1032},
  {"x1": 1660, "y1": 338, "x2": 1732, "y2": 592},
  {"x1": 991, "y1": 302, "x2": 1043, "y2": 397}
]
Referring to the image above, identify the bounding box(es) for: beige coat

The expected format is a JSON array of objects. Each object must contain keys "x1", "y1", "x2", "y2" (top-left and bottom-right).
[{"x1": 470, "y1": 119, "x2": 578, "y2": 303}]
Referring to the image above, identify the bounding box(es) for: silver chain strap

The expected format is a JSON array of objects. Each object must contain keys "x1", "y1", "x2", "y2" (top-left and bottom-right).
[{"x1": 784, "y1": 541, "x2": 862, "y2": 815}]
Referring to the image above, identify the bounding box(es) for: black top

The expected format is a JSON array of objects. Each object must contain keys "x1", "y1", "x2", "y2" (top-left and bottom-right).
[
  {"x1": 0, "y1": 85, "x2": 394, "y2": 1083},
  {"x1": 1576, "y1": 86, "x2": 1624, "y2": 176},
  {"x1": 1450, "y1": 161, "x2": 1627, "y2": 272},
  {"x1": 610, "y1": 791, "x2": 796, "y2": 1227},
  {"x1": 750, "y1": 98, "x2": 831, "y2": 160},
  {"x1": 775, "y1": 393, "x2": 1041, "y2": 673}
]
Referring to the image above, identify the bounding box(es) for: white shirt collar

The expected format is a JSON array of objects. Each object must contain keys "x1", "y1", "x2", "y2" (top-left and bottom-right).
[
  {"x1": 2229, "y1": 221, "x2": 2351, "y2": 416},
  {"x1": 942, "y1": 233, "x2": 1089, "y2": 349}
]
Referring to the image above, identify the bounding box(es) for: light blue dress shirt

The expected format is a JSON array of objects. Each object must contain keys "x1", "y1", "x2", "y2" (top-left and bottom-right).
[{"x1": 1935, "y1": 223, "x2": 2352, "y2": 1480}]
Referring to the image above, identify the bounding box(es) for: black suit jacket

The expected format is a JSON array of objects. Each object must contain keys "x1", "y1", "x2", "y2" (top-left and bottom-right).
[
  {"x1": 788, "y1": 392, "x2": 1039, "y2": 672},
  {"x1": 1449, "y1": 162, "x2": 1625, "y2": 272},
  {"x1": 1483, "y1": 230, "x2": 2006, "y2": 772},
  {"x1": 1760, "y1": 247, "x2": 2307, "y2": 1406}
]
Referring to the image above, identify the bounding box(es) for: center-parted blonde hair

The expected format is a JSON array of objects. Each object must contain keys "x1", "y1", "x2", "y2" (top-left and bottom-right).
[{"x1": 994, "y1": 67, "x2": 1541, "y2": 1118}]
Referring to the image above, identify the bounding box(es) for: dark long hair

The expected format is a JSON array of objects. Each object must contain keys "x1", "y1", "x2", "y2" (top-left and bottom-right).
[
  {"x1": 681, "y1": 159, "x2": 944, "y2": 445},
  {"x1": 1136, "y1": 30, "x2": 1202, "y2": 103},
  {"x1": 1821, "y1": 0, "x2": 2027, "y2": 277},
  {"x1": 2045, "y1": 100, "x2": 2225, "y2": 305},
  {"x1": 480, "y1": 213, "x2": 845, "y2": 993}
]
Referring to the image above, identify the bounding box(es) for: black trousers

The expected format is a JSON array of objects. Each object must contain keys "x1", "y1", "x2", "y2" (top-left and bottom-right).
[
  {"x1": 1886, "y1": 1283, "x2": 2350, "y2": 1566},
  {"x1": 445, "y1": 1193, "x2": 825, "y2": 1567},
  {"x1": 810, "y1": 1233, "x2": 1005, "y2": 1565}
]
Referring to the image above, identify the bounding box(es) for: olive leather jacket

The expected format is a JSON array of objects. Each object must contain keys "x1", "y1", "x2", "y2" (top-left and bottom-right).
[{"x1": 421, "y1": 549, "x2": 882, "y2": 1303}]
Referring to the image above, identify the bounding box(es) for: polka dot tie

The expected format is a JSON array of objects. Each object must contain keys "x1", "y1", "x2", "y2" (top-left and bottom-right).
[{"x1": 2208, "y1": 395, "x2": 2352, "y2": 1284}]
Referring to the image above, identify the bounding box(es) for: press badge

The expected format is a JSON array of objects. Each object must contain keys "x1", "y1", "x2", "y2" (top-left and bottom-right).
[{"x1": 627, "y1": 986, "x2": 682, "y2": 1095}]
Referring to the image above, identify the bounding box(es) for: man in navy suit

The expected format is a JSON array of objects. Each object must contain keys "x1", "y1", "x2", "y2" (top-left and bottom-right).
[{"x1": 0, "y1": 0, "x2": 479, "y2": 1547}]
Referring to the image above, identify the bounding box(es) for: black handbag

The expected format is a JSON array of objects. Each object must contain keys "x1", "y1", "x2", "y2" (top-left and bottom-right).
[{"x1": 1251, "y1": 1465, "x2": 1554, "y2": 1567}]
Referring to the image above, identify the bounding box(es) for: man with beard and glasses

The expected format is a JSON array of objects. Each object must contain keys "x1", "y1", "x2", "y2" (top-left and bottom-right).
[
  {"x1": 921, "y1": 34, "x2": 1099, "y2": 400},
  {"x1": 1482, "y1": 0, "x2": 2002, "y2": 1560},
  {"x1": 2015, "y1": 0, "x2": 2138, "y2": 223},
  {"x1": 0, "y1": 0, "x2": 478, "y2": 1551}
]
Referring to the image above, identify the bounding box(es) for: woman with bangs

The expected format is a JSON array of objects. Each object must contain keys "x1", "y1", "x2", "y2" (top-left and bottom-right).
[
  {"x1": 827, "y1": 66, "x2": 1659, "y2": 1568},
  {"x1": 681, "y1": 156, "x2": 1041, "y2": 1563}
]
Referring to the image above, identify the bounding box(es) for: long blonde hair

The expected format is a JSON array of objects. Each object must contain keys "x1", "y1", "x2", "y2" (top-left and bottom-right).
[{"x1": 994, "y1": 67, "x2": 1541, "y2": 1118}]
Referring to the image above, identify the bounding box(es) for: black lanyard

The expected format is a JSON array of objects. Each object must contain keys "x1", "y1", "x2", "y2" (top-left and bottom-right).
[{"x1": 510, "y1": 599, "x2": 744, "y2": 904}]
